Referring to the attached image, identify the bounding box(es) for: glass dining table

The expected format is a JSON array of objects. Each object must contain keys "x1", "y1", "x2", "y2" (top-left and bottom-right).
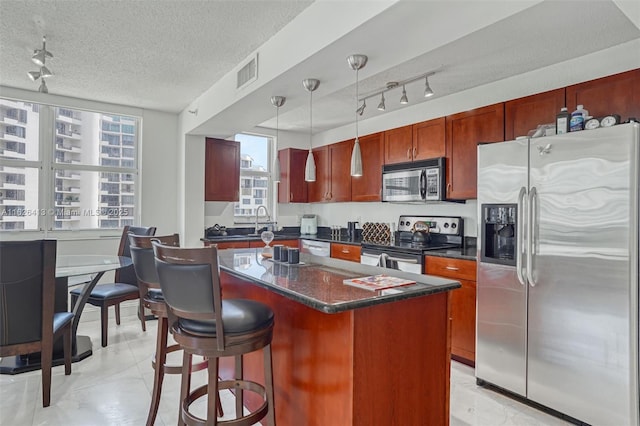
[{"x1": 0, "y1": 255, "x2": 133, "y2": 375}]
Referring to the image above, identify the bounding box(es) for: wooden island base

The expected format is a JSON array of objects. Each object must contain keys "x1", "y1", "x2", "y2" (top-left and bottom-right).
[{"x1": 219, "y1": 271, "x2": 452, "y2": 426}]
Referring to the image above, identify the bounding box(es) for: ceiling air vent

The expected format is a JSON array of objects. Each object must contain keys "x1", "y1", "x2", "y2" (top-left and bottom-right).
[{"x1": 237, "y1": 54, "x2": 258, "y2": 89}]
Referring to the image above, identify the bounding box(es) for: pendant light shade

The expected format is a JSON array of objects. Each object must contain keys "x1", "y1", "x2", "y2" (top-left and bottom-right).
[
  {"x1": 347, "y1": 54, "x2": 367, "y2": 177},
  {"x1": 377, "y1": 93, "x2": 386, "y2": 111},
  {"x1": 400, "y1": 85, "x2": 409, "y2": 104},
  {"x1": 305, "y1": 150, "x2": 316, "y2": 182},
  {"x1": 302, "y1": 79, "x2": 319, "y2": 182},
  {"x1": 270, "y1": 95, "x2": 286, "y2": 183}
]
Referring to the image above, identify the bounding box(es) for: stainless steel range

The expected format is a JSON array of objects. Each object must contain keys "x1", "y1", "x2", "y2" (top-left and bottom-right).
[{"x1": 360, "y1": 215, "x2": 463, "y2": 274}]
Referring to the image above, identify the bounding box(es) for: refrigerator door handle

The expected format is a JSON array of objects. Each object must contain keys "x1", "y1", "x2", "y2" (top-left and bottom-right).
[
  {"x1": 527, "y1": 186, "x2": 538, "y2": 286},
  {"x1": 516, "y1": 186, "x2": 527, "y2": 286}
]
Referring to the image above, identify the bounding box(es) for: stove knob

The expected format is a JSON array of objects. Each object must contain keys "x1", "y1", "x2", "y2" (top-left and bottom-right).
[
  {"x1": 444, "y1": 223, "x2": 449, "y2": 228},
  {"x1": 400, "y1": 220, "x2": 405, "y2": 226},
  {"x1": 405, "y1": 221, "x2": 411, "y2": 228},
  {"x1": 451, "y1": 223, "x2": 457, "y2": 229}
]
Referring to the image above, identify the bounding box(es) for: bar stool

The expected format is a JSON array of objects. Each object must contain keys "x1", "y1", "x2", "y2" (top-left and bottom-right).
[
  {"x1": 129, "y1": 234, "x2": 212, "y2": 426},
  {"x1": 153, "y1": 242, "x2": 276, "y2": 426}
]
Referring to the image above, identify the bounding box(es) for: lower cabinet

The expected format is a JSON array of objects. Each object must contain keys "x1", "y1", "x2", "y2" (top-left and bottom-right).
[
  {"x1": 425, "y1": 255, "x2": 477, "y2": 366},
  {"x1": 330, "y1": 243, "x2": 361, "y2": 262}
]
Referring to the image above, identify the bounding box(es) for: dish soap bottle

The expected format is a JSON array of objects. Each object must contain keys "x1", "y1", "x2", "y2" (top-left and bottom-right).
[
  {"x1": 569, "y1": 104, "x2": 589, "y2": 132},
  {"x1": 556, "y1": 107, "x2": 570, "y2": 134}
]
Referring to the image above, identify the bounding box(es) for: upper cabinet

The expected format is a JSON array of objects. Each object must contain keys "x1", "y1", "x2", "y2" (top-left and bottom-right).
[
  {"x1": 308, "y1": 140, "x2": 354, "y2": 202},
  {"x1": 412, "y1": 117, "x2": 446, "y2": 161},
  {"x1": 205, "y1": 138, "x2": 240, "y2": 202},
  {"x1": 566, "y1": 69, "x2": 640, "y2": 121},
  {"x1": 307, "y1": 146, "x2": 330, "y2": 202},
  {"x1": 277, "y1": 148, "x2": 308, "y2": 203},
  {"x1": 384, "y1": 118, "x2": 446, "y2": 165},
  {"x1": 384, "y1": 125, "x2": 414, "y2": 164},
  {"x1": 505, "y1": 88, "x2": 566, "y2": 141},
  {"x1": 445, "y1": 103, "x2": 504, "y2": 200},
  {"x1": 351, "y1": 132, "x2": 384, "y2": 202}
]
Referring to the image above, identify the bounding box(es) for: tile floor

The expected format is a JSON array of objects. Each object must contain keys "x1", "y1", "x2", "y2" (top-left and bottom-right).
[{"x1": 1, "y1": 309, "x2": 572, "y2": 426}]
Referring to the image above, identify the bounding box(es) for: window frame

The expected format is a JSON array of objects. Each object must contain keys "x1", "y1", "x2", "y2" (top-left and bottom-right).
[{"x1": 0, "y1": 96, "x2": 141, "y2": 237}]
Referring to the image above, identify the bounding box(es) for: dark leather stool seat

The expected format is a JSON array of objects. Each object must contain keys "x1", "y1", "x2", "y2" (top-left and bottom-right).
[{"x1": 153, "y1": 242, "x2": 276, "y2": 426}]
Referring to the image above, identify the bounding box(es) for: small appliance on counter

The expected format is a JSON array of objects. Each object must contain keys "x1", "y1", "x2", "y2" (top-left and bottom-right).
[
  {"x1": 205, "y1": 224, "x2": 227, "y2": 238},
  {"x1": 300, "y1": 214, "x2": 318, "y2": 235}
]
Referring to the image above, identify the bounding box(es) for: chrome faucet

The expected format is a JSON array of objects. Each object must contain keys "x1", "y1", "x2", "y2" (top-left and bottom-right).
[{"x1": 255, "y1": 205, "x2": 270, "y2": 234}]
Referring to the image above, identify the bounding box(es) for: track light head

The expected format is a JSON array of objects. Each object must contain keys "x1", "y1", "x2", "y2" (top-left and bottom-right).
[
  {"x1": 400, "y1": 85, "x2": 409, "y2": 104},
  {"x1": 38, "y1": 79, "x2": 48, "y2": 93},
  {"x1": 377, "y1": 93, "x2": 386, "y2": 111},
  {"x1": 27, "y1": 70, "x2": 41, "y2": 81},
  {"x1": 40, "y1": 66, "x2": 53, "y2": 78},
  {"x1": 356, "y1": 100, "x2": 366, "y2": 116},
  {"x1": 424, "y1": 76, "x2": 434, "y2": 98}
]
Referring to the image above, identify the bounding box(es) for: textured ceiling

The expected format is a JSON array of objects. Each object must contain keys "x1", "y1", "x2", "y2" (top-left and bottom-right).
[
  {"x1": 0, "y1": 1, "x2": 638, "y2": 137},
  {"x1": 0, "y1": 0, "x2": 313, "y2": 112}
]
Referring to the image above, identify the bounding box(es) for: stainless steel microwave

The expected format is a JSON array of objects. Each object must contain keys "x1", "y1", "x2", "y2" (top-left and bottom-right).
[{"x1": 382, "y1": 158, "x2": 445, "y2": 202}]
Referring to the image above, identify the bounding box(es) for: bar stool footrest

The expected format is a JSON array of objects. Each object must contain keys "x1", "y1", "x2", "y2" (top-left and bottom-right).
[
  {"x1": 151, "y1": 347, "x2": 208, "y2": 375},
  {"x1": 182, "y1": 379, "x2": 268, "y2": 426}
]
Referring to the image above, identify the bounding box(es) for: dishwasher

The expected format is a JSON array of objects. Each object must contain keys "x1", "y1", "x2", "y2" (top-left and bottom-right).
[{"x1": 300, "y1": 239, "x2": 330, "y2": 257}]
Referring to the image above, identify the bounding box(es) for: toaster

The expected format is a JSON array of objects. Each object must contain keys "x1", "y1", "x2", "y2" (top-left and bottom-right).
[{"x1": 300, "y1": 214, "x2": 318, "y2": 235}]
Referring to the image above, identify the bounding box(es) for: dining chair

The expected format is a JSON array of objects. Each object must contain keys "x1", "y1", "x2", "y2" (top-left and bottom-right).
[
  {"x1": 153, "y1": 242, "x2": 276, "y2": 426},
  {"x1": 70, "y1": 225, "x2": 156, "y2": 347},
  {"x1": 129, "y1": 233, "x2": 212, "y2": 426},
  {"x1": 0, "y1": 240, "x2": 73, "y2": 407}
]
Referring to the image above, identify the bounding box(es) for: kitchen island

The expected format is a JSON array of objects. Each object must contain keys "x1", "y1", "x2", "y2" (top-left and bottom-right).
[{"x1": 217, "y1": 248, "x2": 460, "y2": 426}]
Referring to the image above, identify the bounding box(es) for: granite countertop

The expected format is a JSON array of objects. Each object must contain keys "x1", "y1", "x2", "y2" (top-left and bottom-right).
[
  {"x1": 218, "y1": 248, "x2": 461, "y2": 314},
  {"x1": 202, "y1": 233, "x2": 301, "y2": 243}
]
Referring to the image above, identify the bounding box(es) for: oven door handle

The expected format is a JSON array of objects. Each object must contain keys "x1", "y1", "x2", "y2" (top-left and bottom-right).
[{"x1": 419, "y1": 169, "x2": 427, "y2": 200}]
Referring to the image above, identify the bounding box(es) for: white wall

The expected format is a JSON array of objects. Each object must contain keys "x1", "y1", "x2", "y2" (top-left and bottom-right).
[{"x1": 198, "y1": 41, "x2": 640, "y2": 236}]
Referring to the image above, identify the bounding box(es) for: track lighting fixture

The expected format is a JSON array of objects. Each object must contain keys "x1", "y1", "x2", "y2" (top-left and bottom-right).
[
  {"x1": 357, "y1": 71, "x2": 436, "y2": 114},
  {"x1": 424, "y1": 76, "x2": 434, "y2": 97},
  {"x1": 302, "y1": 78, "x2": 319, "y2": 182},
  {"x1": 27, "y1": 36, "x2": 54, "y2": 92},
  {"x1": 271, "y1": 95, "x2": 286, "y2": 183},
  {"x1": 400, "y1": 85, "x2": 409, "y2": 104},
  {"x1": 377, "y1": 93, "x2": 386, "y2": 111},
  {"x1": 347, "y1": 54, "x2": 368, "y2": 177}
]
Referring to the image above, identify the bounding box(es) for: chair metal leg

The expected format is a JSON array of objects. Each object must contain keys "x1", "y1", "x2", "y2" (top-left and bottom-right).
[
  {"x1": 146, "y1": 317, "x2": 169, "y2": 426},
  {"x1": 101, "y1": 305, "x2": 109, "y2": 347}
]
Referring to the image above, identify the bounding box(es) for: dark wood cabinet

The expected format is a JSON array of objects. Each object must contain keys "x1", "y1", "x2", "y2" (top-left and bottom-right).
[
  {"x1": 566, "y1": 69, "x2": 640, "y2": 121},
  {"x1": 505, "y1": 88, "x2": 566, "y2": 141},
  {"x1": 425, "y1": 256, "x2": 477, "y2": 366},
  {"x1": 351, "y1": 132, "x2": 384, "y2": 202},
  {"x1": 328, "y1": 140, "x2": 354, "y2": 202},
  {"x1": 383, "y1": 125, "x2": 413, "y2": 164},
  {"x1": 307, "y1": 146, "x2": 330, "y2": 202},
  {"x1": 412, "y1": 117, "x2": 446, "y2": 161},
  {"x1": 445, "y1": 103, "x2": 504, "y2": 200},
  {"x1": 330, "y1": 243, "x2": 360, "y2": 262},
  {"x1": 277, "y1": 148, "x2": 308, "y2": 203},
  {"x1": 308, "y1": 141, "x2": 353, "y2": 202},
  {"x1": 205, "y1": 138, "x2": 240, "y2": 201}
]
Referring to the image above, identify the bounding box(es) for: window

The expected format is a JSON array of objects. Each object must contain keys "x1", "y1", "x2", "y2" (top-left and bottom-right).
[
  {"x1": 233, "y1": 133, "x2": 273, "y2": 222},
  {"x1": 0, "y1": 98, "x2": 139, "y2": 232}
]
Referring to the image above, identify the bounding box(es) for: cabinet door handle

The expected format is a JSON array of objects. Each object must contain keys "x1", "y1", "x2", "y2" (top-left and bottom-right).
[
  {"x1": 413, "y1": 147, "x2": 417, "y2": 158},
  {"x1": 341, "y1": 249, "x2": 350, "y2": 253},
  {"x1": 407, "y1": 148, "x2": 412, "y2": 159},
  {"x1": 290, "y1": 192, "x2": 293, "y2": 201},
  {"x1": 446, "y1": 183, "x2": 452, "y2": 194},
  {"x1": 445, "y1": 266, "x2": 459, "y2": 271}
]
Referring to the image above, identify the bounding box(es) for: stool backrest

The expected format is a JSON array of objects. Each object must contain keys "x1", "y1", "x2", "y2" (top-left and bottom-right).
[
  {"x1": 129, "y1": 233, "x2": 179, "y2": 291},
  {"x1": 0, "y1": 240, "x2": 56, "y2": 348},
  {"x1": 152, "y1": 243, "x2": 225, "y2": 349},
  {"x1": 116, "y1": 225, "x2": 156, "y2": 285}
]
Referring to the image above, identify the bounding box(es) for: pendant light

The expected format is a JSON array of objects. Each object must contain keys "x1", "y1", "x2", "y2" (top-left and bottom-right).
[
  {"x1": 270, "y1": 96, "x2": 286, "y2": 183},
  {"x1": 400, "y1": 85, "x2": 409, "y2": 104},
  {"x1": 347, "y1": 54, "x2": 368, "y2": 177},
  {"x1": 302, "y1": 78, "x2": 319, "y2": 182}
]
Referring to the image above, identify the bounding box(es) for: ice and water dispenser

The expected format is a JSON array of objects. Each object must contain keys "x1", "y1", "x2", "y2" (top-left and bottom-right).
[{"x1": 481, "y1": 204, "x2": 517, "y2": 266}]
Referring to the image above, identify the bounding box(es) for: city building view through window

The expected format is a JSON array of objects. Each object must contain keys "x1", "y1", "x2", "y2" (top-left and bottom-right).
[
  {"x1": 0, "y1": 99, "x2": 139, "y2": 231},
  {"x1": 234, "y1": 133, "x2": 272, "y2": 222}
]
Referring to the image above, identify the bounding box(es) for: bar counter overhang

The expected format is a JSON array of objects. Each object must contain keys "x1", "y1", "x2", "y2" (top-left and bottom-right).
[{"x1": 216, "y1": 248, "x2": 460, "y2": 426}]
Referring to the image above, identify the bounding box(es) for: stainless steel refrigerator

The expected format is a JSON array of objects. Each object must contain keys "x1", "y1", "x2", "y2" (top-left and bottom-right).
[{"x1": 476, "y1": 123, "x2": 639, "y2": 425}]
